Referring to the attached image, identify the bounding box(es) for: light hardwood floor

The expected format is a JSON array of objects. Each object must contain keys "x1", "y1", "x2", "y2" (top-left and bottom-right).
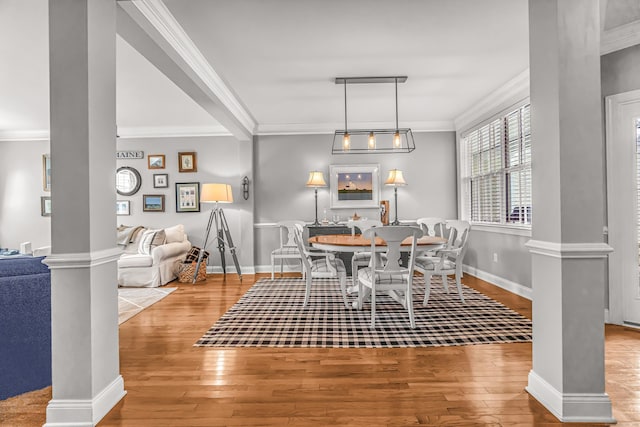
[{"x1": 2, "y1": 273, "x2": 640, "y2": 426}]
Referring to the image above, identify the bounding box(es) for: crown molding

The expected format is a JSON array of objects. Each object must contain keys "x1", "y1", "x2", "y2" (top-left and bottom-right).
[
  {"x1": 256, "y1": 120, "x2": 454, "y2": 136},
  {"x1": 126, "y1": 0, "x2": 256, "y2": 135},
  {"x1": 117, "y1": 125, "x2": 231, "y2": 139},
  {"x1": 0, "y1": 129, "x2": 49, "y2": 141},
  {"x1": 601, "y1": 20, "x2": 640, "y2": 55},
  {"x1": 454, "y1": 69, "x2": 530, "y2": 132}
]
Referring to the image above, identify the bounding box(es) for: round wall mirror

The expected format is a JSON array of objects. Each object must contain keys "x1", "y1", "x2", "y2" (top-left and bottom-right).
[{"x1": 116, "y1": 166, "x2": 141, "y2": 196}]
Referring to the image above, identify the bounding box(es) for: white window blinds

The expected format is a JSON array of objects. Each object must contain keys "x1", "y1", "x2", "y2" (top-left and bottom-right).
[{"x1": 461, "y1": 104, "x2": 532, "y2": 226}]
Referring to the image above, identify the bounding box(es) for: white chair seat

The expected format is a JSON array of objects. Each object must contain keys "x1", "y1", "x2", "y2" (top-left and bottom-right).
[
  {"x1": 311, "y1": 257, "x2": 346, "y2": 276},
  {"x1": 352, "y1": 252, "x2": 372, "y2": 262},
  {"x1": 415, "y1": 256, "x2": 456, "y2": 271},
  {"x1": 271, "y1": 247, "x2": 299, "y2": 256},
  {"x1": 357, "y1": 267, "x2": 407, "y2": 284}
]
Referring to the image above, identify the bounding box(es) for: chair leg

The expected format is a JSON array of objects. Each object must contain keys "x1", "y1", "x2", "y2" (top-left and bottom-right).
[
  {"x1": 271, "y1": 255, "x2": 275, "y2": 280},
  {"x1": 370, "y1": 284, "x2": 376, "y2": 329},
  {"x1": 406, "y1": 281, "x2": 415, "y2": 329},
  {"x1": 303, "y1": 274, "x2": 312, "y2": 307},
  {"x1": 423, "y1": 273, "x2": 433, "y2": 306},
  {"x1": 339, "y1": 274, "x2": 349, "y2": 309},
  {"x1": 441, "y1": 274, "x2": 449, "y2": 292},
  {"x1": 351, "y1": 258, "x2": 358, "y2": 290},
  {"x1": 455, "y1": 272, "x2": 465, "y2": 303}
]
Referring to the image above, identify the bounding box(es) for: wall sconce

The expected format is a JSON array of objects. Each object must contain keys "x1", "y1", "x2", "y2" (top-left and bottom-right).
[{"x1": 241, "y1": 176, "x2": 250, "y2": 200}]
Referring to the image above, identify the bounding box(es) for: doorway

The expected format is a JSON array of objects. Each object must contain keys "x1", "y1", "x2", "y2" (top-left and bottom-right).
[{"x1": 606, "y1": 89, "x2": 640, "y2": 326}]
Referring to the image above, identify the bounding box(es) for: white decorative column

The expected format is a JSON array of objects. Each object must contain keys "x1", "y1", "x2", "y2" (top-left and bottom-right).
[
  {"x1": 45, "y1": 0, "x2": 125, "y2": 426},
  {"x1": 526, "y1": 0, "x2": 614, "y2": 422}
]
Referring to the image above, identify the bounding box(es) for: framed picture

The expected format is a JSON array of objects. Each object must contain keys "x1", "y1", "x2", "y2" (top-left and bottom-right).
[
  {"x1": 116, "y1": 200, "x2": 130, "y2": 216},
  {"x1": 41, "y1": 196, "x2": 52, "y2": 217},
  {"x1": 153, "y1": 173, "x2": 169, "y2": 188},
  {"x1": 42, "y1": 154, "x2": 51, "y2": 191},
  {"x1": 329, "y1": 164, "x2": 380, "y2": 209},
  {"x1": 178, "y1": 152, "x2": 197, "y2": 172},
  {"x1": 175, "y1": 182, "x2": 200, "y2": 212},
  {"x1": 142, "y1": 194, "x2": 165, "y2": 212},
  {"x1": 148, "y1": 154, "x2": 165, "y2": 169}
]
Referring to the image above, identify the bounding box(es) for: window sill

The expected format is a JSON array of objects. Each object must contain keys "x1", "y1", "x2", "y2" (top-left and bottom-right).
[{"x1": 470, "y1": 223, "x2": 532, "y2": 237}]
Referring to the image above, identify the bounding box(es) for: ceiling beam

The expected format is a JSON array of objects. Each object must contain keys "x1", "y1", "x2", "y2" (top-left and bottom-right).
[{"x1": 116, "y1": 0, "x2": 255, "y2": 141}]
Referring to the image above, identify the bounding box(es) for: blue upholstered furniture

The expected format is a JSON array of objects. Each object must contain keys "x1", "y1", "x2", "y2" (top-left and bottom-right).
[{"x1": 0, "y1": 256, "x2": 51, "y2": 400}]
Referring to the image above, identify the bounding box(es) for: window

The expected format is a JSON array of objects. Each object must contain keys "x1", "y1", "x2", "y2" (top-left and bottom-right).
[{"x1": 461, "y1": 104, "x2": 531, "y2": 226}]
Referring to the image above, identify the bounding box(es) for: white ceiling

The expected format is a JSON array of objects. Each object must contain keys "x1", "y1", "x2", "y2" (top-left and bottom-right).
[{"x1": 1, "y1": 0, "x2": 640, "y2": 140}]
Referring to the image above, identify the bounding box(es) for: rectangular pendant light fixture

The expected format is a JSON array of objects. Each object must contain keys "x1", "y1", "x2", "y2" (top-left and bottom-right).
[{"x1": 331, "y1": 76, "x2": 416, "y2": 154}]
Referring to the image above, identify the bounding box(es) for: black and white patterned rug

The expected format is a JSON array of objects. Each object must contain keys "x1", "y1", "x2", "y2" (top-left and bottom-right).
[{"x1": 195, "y1": 277, "x2": 532, "y2": 348}]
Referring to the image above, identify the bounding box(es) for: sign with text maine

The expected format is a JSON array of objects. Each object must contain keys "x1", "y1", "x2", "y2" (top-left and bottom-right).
[{"x1": 116, "y1": 151, "x2": 144, "y2": 159}]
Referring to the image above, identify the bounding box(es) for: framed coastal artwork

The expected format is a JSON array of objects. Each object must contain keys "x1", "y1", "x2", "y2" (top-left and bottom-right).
[
  {"x1": 148, "y1": 154, "x2": 165, "y2": 169},
  {"x1": 329, "y1": 164, "x2": 380, "y2": 209},
  {"x1": 116, "y1": 200, "x2": 130, "y2": 216},
  {"x1": 41, "y1": 196, "x2": 52, "y2": 216},
  {"x1": 142, "y1": 194, "x2": 165, "y2": 212}
]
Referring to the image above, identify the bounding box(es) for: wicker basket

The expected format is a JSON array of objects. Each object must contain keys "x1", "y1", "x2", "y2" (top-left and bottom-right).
[{"x1": 178, "y1": 261, "x2": 207, "y2": 283}]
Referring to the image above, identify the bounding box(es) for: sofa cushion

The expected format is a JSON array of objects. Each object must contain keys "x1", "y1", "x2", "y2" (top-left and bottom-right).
[
  {"x1": 138, "y1": 229, "x2": 166, "y2": 255},
  {"x1": 0, "y1": 256, "x2": 49, "y2": 278},
  {"x1": 164, "y1": 224, "x2": 185, "y2": 243},
  {"x1": 118, "y1": 254, "x2": 154, "y2": 268}
]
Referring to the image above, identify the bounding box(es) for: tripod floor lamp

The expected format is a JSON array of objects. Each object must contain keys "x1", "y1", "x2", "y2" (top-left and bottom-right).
[
  {"x1": 194, "y1": 183, "x2": 242, "y2": 283},
  {"x1": 384, "y1": 169, "x2": 407, "y2": 225},
  {"x1": 306, "y1": 171, "x2": 327, "y2": 225}
]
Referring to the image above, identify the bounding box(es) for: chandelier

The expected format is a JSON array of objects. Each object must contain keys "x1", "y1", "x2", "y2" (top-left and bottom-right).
[{"x1": 332, "y1": 76, "x2": 415, "y2": 154}]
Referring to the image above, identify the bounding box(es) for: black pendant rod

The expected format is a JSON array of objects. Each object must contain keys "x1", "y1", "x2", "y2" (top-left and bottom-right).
[
  {"x1": 344, "y1": 80, "x2": 348, "y2": 132},
  {"x1": 395, "y1": 77, "x2": 399, "y2": 131}
]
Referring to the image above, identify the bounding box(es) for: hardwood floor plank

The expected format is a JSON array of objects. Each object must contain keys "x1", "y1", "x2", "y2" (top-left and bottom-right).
[{"x1": 2, "y1": 273, "x2": 640, "y2": 426}]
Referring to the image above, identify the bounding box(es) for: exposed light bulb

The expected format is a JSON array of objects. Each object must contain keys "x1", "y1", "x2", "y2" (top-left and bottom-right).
[
  {"x1": 343, "y1": 132, "x2": 350, "y2": 151},
  {"x1": 368, "y1": 132, "x2": 376, "y2": 150},
  {"x1": 393, "y1": 131, "x2": 401, "y2": 148}
]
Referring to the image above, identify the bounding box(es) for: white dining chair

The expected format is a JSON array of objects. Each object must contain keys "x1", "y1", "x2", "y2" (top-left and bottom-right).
[
  {"x1": 357, "y1": 225, "x2": 423, "y2": 329},
  {"x1": 415, "y1": 220, "x2": 471, "y2": 306},
  {"x1": 416, "y1": 217, "x2": 445, "y2": 256},
  {"x1": 346, "y1": 219, "x2": 383, "y2": 290},
  {"x1": 270, "y1": 220, "x2": 305, "y2": 279},
  {"x1": 293, "y1": 224, "x2": 349, "y2": 308}
]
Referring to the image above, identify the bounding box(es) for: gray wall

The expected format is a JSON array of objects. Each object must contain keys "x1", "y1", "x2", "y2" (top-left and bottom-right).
[
  {"x1": 115, "y1": 136, "x2": 253, "y2": 272},
  {"x1": 253, "y1": 131, "x2": 458, "y2": 270},
  {"x1": 0, "y1": 136, "x2": 254, "y2": 272},
  {"x1": 0, "y1": 139, "x2": 51, "y2": 251}
]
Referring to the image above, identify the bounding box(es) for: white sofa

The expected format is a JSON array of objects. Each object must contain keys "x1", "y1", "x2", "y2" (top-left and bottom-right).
[{"x1": 117, "y1": 224, "x2": 191, "y2": 287}]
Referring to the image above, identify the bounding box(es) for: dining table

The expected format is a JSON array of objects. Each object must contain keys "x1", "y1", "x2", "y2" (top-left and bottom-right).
[{"x1": 309, "y1": 233, "x2": 447, "y2": 306}]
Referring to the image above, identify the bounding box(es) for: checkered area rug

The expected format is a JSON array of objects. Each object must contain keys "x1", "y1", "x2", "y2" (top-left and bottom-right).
[{"x1": 195, "y1": 277, "x2": 532, "y2": 348}]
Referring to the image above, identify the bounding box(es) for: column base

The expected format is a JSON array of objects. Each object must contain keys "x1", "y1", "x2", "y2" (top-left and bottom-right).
[
  {"x1": 44, "y1": 375, "x2": 126, "y2": 427},
  {"x1": 526, "y1": 370, "x2": 615, "y2": 423}
]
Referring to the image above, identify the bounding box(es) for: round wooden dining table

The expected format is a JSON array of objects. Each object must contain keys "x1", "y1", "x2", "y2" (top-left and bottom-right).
[{"x1": 308, "y1": 234, "x2": 447, "y2": 253}]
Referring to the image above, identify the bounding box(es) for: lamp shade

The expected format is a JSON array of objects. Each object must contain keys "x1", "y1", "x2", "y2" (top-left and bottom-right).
[
  {"x1": 201, "y1": 183, "x2": 233, "y2": 203},
  {"x1": 306, "y1": 171, "x2": 327, "y2": 188},
  {"x1": 384, "y1": 169, "x2": 407, "y2": 186}
]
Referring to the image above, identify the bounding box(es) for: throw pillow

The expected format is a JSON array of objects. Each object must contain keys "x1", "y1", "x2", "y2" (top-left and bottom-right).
[
  {"x1": 164, "y1": 224, "x2": 185, "y2": 243},
  {"x1": 138, "y1": 229, "x2": 166, "y2": 255}
]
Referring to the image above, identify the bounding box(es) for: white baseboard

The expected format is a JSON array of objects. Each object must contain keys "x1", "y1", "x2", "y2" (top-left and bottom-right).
[
  {"x1": 526, "y1": 370, "x2": 615, "y2": 423},
  {"x1": 206, "y1": 265, "x2": 256, "y2": 275},
  {"x1": 253, "y1": 264, "x2": 304, "y2": 275},
  {"x1": 44, "y1": 375, "x2": 126, "y2": 426},
  {"x1": 463, "y1": 264, "x2": 532, "y2": 300}
]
